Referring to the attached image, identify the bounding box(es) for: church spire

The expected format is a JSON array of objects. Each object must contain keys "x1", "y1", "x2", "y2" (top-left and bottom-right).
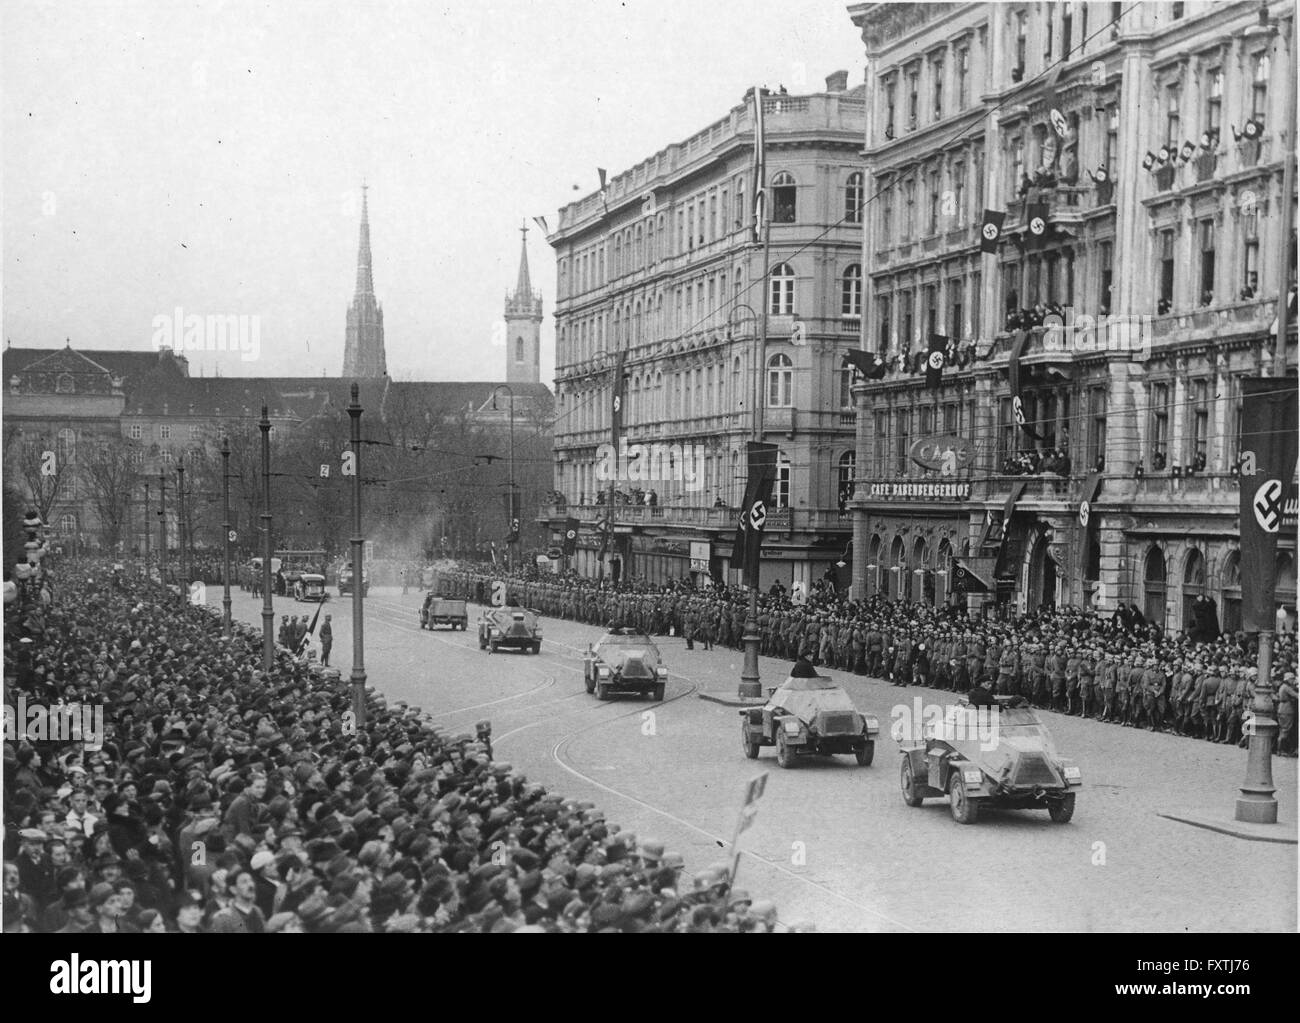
[
  {"x1": 343, "y1": 182, "x2": 387, "y2": 378},
  {"x1": 513, "y1": 221, "x2": 532, "y2": 299},
  {"x1": 354, "y1": 182, "x2": 374, "y2": 299}
]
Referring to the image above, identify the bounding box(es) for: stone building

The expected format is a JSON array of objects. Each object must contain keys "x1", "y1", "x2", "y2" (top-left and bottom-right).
[
  {"x1": 543, "y1": 74, "x2": 867, "y2": 585},
  {"x1": 845, "y1": 0, "x2": 1297, "y2": 632}
]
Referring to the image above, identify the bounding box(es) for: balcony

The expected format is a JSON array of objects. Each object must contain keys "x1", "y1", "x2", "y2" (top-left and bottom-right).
[
  {"x1": 1153, "y1": 164, "x2": 1177, "y2": 193},
  {"x1": 971, "y1": 474, "x2": 1082, "y2": 504}
]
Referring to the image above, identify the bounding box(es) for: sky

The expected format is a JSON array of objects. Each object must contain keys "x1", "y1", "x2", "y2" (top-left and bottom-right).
[{"x1": 2, "y1": 0, "x2": 865, "y2": 383}]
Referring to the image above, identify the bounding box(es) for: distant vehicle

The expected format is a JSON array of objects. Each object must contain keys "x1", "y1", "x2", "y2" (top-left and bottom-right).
[
  {"x1": 275, "y1": 550, "x2": 325, "y2": 595},
  {"x1": 421, "y1": 593, "x2": 468, "y2": 630},
  {"x1": 583, "y1": 627, "x2": 668, "y2": 701},
  {"x1": 898, "y1": 696, "x2": 1082, "y2": 824},
  {"x1": 338, "y1": 564, "x2": 369, "y2": 596},
  {"x1": 740, "y1": 666, "x2": 879, "y2": 767},
  {"x1": 478, "y1": 607, "x2": 541, "y2": 654},
  {"x1": 294, "y1": 573, "x2": 327, "y2": 602}
]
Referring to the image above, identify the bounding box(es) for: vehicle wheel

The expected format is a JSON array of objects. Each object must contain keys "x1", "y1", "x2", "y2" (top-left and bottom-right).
[
  {"x1": 775, "y1": 732, "x2": 795, "y2": 769},
  {"x1": 900, "y1": 757, "x2": 925, "y2": 807},
  {"x1": 490, "y1": 641, "x2": 499, "y2": 654},
  {"x1": 948, "y1": 772, "x2": 979, "y2": 825},
  {"x1": 596, "y1": 682, "x2": 610, "y2": 701},
  {"x1": 584, "y1": 673, "x2": 595, "y2": 694},
  {"x1": 855, "y1": 740, "x2": 875, "y2": 767},
  {"x1": 479, "y1": 634, "x2": 487, "y2": 650},
  {"x1": 1048, "y1": 793, "x2": 1076, "y2": 824},
  {"x1": 741, "y1": 723, "x2": 759, "y2": 760},
  {"x1": 532, "y1": 643, "x2": 541, "y2": 655},
  {"x1": 653, "y1": 683, "x2": 666, "y2": 702}
]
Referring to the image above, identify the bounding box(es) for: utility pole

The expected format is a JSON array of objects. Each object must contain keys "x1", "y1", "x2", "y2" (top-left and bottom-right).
[
  {"x1": 1236, "y1": 9, "x2": 1295, "y2": 826},
  {"x1": 177, "y1": 456, "x2": 187, "y2": 607},
  {"x1": 221, "y1": 436, "x2": 232, "y2": 638},
  {"x1": 348, "y1": 383, "x2": 368, "y2": 729},
  {"x1": 740, "y1": 86, "x2": 771, "y2": 700},
  {"x1": 259, "y1": 407, "x2": 274, "y2": 672},
  {"x1": 143, "y1": 483, "x2": 151, "y2": 580}
]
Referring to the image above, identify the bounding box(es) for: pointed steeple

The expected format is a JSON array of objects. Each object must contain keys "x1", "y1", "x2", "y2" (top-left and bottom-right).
[
  {"x1": 514, "y1": 221, "x2": 532, "y2": 298},
  {"x1": 343, "y1": 182, "x2": 387, "y2": 378},
  {"x1": 354, "y1": 182, "x2": 374, "y2": 299}
]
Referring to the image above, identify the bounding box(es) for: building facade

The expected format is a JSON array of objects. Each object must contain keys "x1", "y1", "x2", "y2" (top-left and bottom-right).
[
  {"x1": 543, "y1": 74, "x2": 867, "y2": 585},
  {"x1": 845, "y1": 0, "x2": 1297, "y2": 632}
]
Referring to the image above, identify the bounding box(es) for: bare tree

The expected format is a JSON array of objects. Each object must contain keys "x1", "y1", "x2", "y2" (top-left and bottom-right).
[
  {"x1": 80, "y1": 436, "x2": 143, "y2": 550},
  {"x1": 3, "y1": 424, "x2": 75, "y2": 525}
]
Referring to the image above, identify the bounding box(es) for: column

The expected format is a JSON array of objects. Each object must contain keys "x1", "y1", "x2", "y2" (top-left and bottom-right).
[{"x1": 1114, "y1": 42, "x2": 1153, "y2": 317}]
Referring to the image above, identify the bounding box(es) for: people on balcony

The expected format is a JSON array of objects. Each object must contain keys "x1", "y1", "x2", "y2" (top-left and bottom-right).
[
  {"x1": 1002, "y1": 447, "x2": 1072, "y2": 477},
  {"x1": 1152, "y1": 450, "x2": 1168, "y2": 472}
]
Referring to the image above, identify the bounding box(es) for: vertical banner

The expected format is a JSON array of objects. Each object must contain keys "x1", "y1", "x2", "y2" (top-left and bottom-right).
[
  {"x1": 732, "y1": 442, "x2": 779, "y2": 588},
  {"x1": 1007, "y1": 329, "x2": 1044, "y2": 441},
  {"x1": 562, "y1": 517, "x2": 580, "y2": 556},
  {"x1": 611, "y1": 350, "x2": 627, "y2": 448},
  {"x1": 926, "y1": 333, "x2": 947, "y2": 389},
  {"x1": 1238, "y1": 377, "x2": 1300, "y2": 631}
]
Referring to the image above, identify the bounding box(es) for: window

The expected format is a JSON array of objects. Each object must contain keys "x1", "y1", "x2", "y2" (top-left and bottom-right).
[
  {"x1": 895, "y1": 409, "x2": 911, "y2": 474},
  {"x1": 951, "y1": 162, "x2": 965, "y2": 227},
  {"x1": 1099, "y1": 241, "x2": 1114, "y2": 314},
  {"x1": 839, "y1": 368, "x2": 854, "y2": 408},
  {"x1": 919, "y1": 406, "x2": 933, "y2": 436},
  {"x1": 901, "y1": 289, "x2": 915, "y2": 349},
  {"x1": 161, "y1": 449, "x2": 174, "y2": 465},
  {"x1": 769, "y1": 262, "x2": 795, "y2": 315},
  {"x1": 903, "y1": 176, "x2": 916, "y2": 235},
  {"x1": 1190, "y1": 379, "x2": 1209, "y2": 468},
  {"x1": 516, "y1": 337, "x2": 526, "y2": 362},
  {"x1": 160, "y1": 424, "x2": 172, "y2": 441},
  {"x1": 841, "y1": 264, "x2": 862, "y2": 317},
  {"x1": 881, "y1": 184, "x2": 894, "y2": 242},
  {"x1": 1044, "y1": 3, "x2": 1054, "y2": 60},
  {"x1": 1165, "y1": 84, "x2": 1180, "y2": 145},
  {"x1": 732, "y1": 358, "x2": 742, "y2": 410},
  {"x1": 927, "y1": 167, "x2": 940, "y2": 232},
  {"x1": 838, "y1": 452, "x2": 856, "y2": 511},
  {"x1": 686, "y1": 205, "x2": 695, "y2": 250},
  {"x1": 970, "y1": 270, "x2": 981, "y2": 335},
  {"x1": 906, "y1": 64, "x2": 920, "y2": 127},
  {"x1": 1011, "y1": 137, "x2": 1025, "y2": 193},
  {"x1": 709, "y1": 192, "x2": 717, "y2": 242},
  {"x1": 771, "y1": 172, "x2": 797, "y2": 224},
  {"x1": 1062, "y1": 5, "x2": 1073, "y2": 56},
  {"x1": 1252, "y1": 54, "x2": 1270, "y2": 120},
  {"x1": 55, "y1": 373, "x2": 75, "y2": 394},
  {"x1": 130, "y1": 449, "x2": 144, "y2": 466},
  {"x1": 1198, "y1": 221, "x2": 1216, "y2": 306},
  {"x1": 884, "y1": 76, "x2": 897, "y2": 138},
  {"x1": 1243, "y1": 238, "x2": 1260, "y2": 298},
  {"x1": 767, "y1": 354, "x2": 794, "y2": 407},
  {"x1": 931, "y1": 55, "x2": 945, "y2": 121},
  {"x1": 874, "y1": 410, "x2": 889, "y2": 474},
  {"x1": 956, "y1": 46, "x2": 970, "y2": 109},
  {"x1": 1206, "y1": 69, "x2": 1223, "y2": 135},
  {"x1": 1172, "y1": 2, "x2": 1184, "y2": 18},
  {"x1": 1015, "y1": 12, "x2": 1028, "y2": 76},
  {"x1": 1158, "y1": 230, "x2": 1175, "y2": 311},
  {"x1": 1144, "y1": 546, "x2": 1167, "y2": 627},
  {"x1": 189, "y1": 425, "x2": 201, "y2": 441},
  {"x1": 845, "y1": 172, "x2": 864, "y2": 224},
  {"x1": 735, "y1": 175, "x2": 745, "y2": 227},
  {"x1": 924, "y1": 284, "x2": 939, "y2": 337},
  {"x1": 129, "y1": 423, "x2": 143, "y2": 440},
  {"x1": 774, "y1": 450, "x2": 792, "y2": 508},
  {"x1": 949, "y1": 278, "x2": 965, "y2": 338},
  {"x1": 56, "y1": 427, "x2": 76, "y2": 466},
  {"x1": 877, "y1": 294, "x2": 892, "y2": 353},
  {"x1": 1003, "y1": 262, "x2": 1020, "y2": 317},
  {"x1": 60, "y1": 513, "x2": 76, "y2": 535},
  {"x1": 1105, "y1": 106, "x2": 1119, "y2": 173},
  {"x1": 1151, "y1": 382, "x2": 1170, "y2": 468}
]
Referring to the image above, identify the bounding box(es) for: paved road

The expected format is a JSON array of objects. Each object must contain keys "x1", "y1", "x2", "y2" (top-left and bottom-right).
[{"x1": 212, "y1": 585, "x2": 1299, "y2": 932}]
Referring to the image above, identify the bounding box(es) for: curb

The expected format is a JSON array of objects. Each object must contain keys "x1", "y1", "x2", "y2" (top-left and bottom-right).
[
  {"x1": 698, "y1": 692, "x2": 767, "y2": 709},
  {"x1": 1157, "y1": 812, "x2": 1299, "y2": 845}
]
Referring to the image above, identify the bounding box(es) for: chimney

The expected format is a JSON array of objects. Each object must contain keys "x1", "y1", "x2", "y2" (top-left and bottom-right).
[{"x1": 825, "y1": 70, "x2": 849, "y2": 93}]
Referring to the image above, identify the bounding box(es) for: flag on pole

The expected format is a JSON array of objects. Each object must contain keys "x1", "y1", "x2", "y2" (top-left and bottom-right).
[
  {"x1": 732, "y1": 442, "x2": 779, "y2": 588},
  {"x1": 532, "y1": 215, "x2": 549, "y2": 235},
  {"x1": 751, "y1": 86, "x2": 766, "y2": 243},
  {"x1": 1238, "y1": 377, "x2": 1299, "y2": 631},
  {"x1": 842, "y1": 349, "x2": 887, "y2": 379},
  {"x1": 295, "y1": 603, "x2": 322, "y2": 655},
  {"x1": 979, "y1": 209, "x2": 1005, "y2": 253},
  {"x1": 597, "y1": 167, "x2": 607, "y2": 190},
  {"x1": 1008, "y1": 329, "x2": 1044, "y2": 441},
  {"x1": 925, "y1": 333, "x2": 947, "y2": 389}
]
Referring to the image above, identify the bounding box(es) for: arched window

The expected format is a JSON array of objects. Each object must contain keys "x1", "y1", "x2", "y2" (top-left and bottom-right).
[
  {"x1": 767, "y1": 353, "x2": 793, "y2": 408},
  {"x1": 634, "y1": 224, "x2": 643, "y2": 268},
  {"x1": 771, "y1": 170, "x2": 797, "y2": 223},
  {"x1": 59, "y1": 512, "x2": 76, "y2": 535},
  {"x1": 633, "y1": 301, "x2": 642, "y2": 344},
  {"x1": 613, "y1": 236, "x2": 622, "y2": 277},
  {"x1": 936, "y1": 537, "x2": 953, "y2": 605},
  {"x1": 867, "y1": 533, "x2": 883, "y2": 597},
  {"x1": 732, "y1": 356, "x2": 743, "y2": 410},
  {"x1": 913, "y1": 536, "x2": 934, "y2": 605},
  {"x1": 56, "y1": 428, "x2": 76, "y2": 466},
  {"x1": 515, "y1": 337, "x2": 525, "y2": 363},
  {"x1": 56, "y1": 373, "x2": 75, "y2": 394},
  {"x1": 1143, "y1": 546, "x2": 1167, "y2": 628},
  {"x1": 841, "y1": 264, "x2": 862, "y2": 317},
  {"x1": 892, "y1": 535, "x2": 909, "y2": 601},
  {"x1": 629, "y1": 375, "x2": 640, "y2": 424},
  {"x1": 845, "y1": 172, "x2": 864, "y2": 223},
  {"x1": 646, "y1": 219, "x2": 655, "y2": 265},
  {"x1": 731, "y1": 449, "x2": 741, "y2": 505},
  {"x1": 775, "y1": 449, "x2": 792, "y2": 508},
  {"x1": 837, "y1": 451, "x2": 856, "y2": 511},
  {"x1": 769, "y1": 262, "x2": 795, "y2": 315},
  {"x1": 655, "y1": 371, "x2": 664, "y2": 420},
  {"x1": 1182, "y1": 548, "x2": 1205, "y2": 631}
]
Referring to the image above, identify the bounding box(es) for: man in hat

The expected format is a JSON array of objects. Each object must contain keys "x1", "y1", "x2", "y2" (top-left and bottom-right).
[
  {"x1": 16, "y1": 828, "x2": 55, "y2": 909},
  {"x1": 319, "y1": 614, "x2": 333, "y2": 666}
]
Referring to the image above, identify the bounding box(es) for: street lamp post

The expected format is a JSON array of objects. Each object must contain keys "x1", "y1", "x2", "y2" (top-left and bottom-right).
[
  {"x1": 347, "y1": 384, "x2": 367, "y2": 729},
  {"x1": 259, "y1": 407, "x2": 274, "y2": 672},
  {"x1": 177, "y1": 456, "x2": 187, "y2": 607},
  {"x1": 221, "y1": 436, "x2": 232, "y2": 638},
  {"x1": 143, "y1": 483, "x2": 151, "y2": 580},
  {"x1": 158, "y1": 471, "x2": 168, "y2": 589}
]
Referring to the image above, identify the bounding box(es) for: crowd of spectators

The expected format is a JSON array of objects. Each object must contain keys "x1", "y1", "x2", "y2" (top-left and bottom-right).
[{"x1": 3, "y1": 559, "x2": 797, "y2": 933}]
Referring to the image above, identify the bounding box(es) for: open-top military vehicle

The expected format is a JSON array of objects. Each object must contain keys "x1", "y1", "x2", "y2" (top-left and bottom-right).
[
  {"x1": 583, "y1": 627, "x2": 668, "y2": 701},
  {"x1": 478, "y1": 607, "x2": 542, "y2": 654},
  {"x1": 740, "y1": 661, "x2": 880, "y2": 767},
  {"x1": 898, "y1": 696, "x2": 1082, "y2": 824}
]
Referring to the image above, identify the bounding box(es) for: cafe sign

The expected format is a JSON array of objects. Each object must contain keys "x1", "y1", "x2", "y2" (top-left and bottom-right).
[
  {"x1": 869, "y1": 481, "x2": 971, "y2": 501},
  {"x1": 909, "y1": 434, "x2": 975, "y2": 475}
]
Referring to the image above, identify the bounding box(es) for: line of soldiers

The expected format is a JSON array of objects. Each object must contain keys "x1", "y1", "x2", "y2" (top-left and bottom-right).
[{"x1": 436, "y1": 564, "x2": 1298, "y2": 755}]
